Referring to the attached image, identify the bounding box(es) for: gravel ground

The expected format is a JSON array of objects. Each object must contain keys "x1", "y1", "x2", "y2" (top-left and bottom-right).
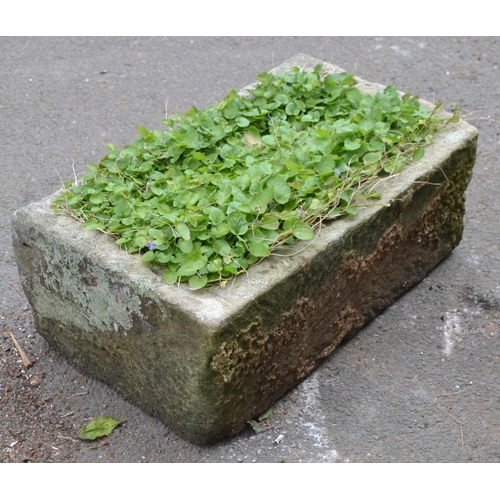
[{"x1": 1, "y1": 36, "x2": 499, "y2": 463}]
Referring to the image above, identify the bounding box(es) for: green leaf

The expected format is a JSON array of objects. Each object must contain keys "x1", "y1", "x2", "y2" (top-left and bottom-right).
[
  {"x1": 156, "y1": 252, "x2": 170, "y2": 264},
  {"x1": 222, "y1": 104, "x2": 238, "y2": 121},
  {"x1": 89, "y1": 192, "x2": 107, "y2": 204},
  {"x1": 227, "y1": 211, "x2": 248, "y2": 236},
  {"x1": 149, "y1": 228, "x2": 165, "y2": 240},
  {"x1": 363, "y1": 152, "x2": 382, "y2": 165},
  {"x1": 141, "y1": 251, "x2": 156, "y2": 262},
  {"x1": 137, "y1": 125, "x2": 151, "y2": 138},
  {"x1": 188, "y1": 275, "x2": 208, "y2": 290},
  {"x1": 175, "y1": 222, "x2": 191, "y2": 241},
  {"x1": 312, "y1": 136, "x2": 334, "y2": 156},
  {"x1": 139, "y1": 161, "x2": 153, "y2": 172},
  {"x1": 344, "y1": 138, "x2": 361, "y2": 151},
  {"x1": 258, "y1": 161, "x2": 273, "y2": 175},
  {"x1": 211, "y1": 222, "x2": 231, "y2": 237},
  {"x1": 274, "y1": 93, "x2": 290, "y2": 105},
  {"x1": 134, "y1": 235, "x2": 148, "y2": 248},
  {"x1": 345, "y1": 87, "x2": 362, "y2": 104},
  {"x1": 292, "y1": 220, "x2": 314, "y2": 240},
  {"x1": 178, "y1": 238, "x2": 193, "y2": 253},
  {"x1": 83, "y1": 219, "x2": 102, "y2": 231},
  {"x1": 164, "y1": 270, "x2": 179, "y2": 285},
  {"x1": 235, "y1": 116, "x2": 250, "y2": 128},
  {"x1": 214, "y1": 239, "x2": 232, "y2": 255},
  {"x1": 262, "y1": 135, "x2": 277, "y2": 146},
  {"x1": 259, "y1": 405, "x2": 273, "y2": 421},
  {"x1": 259, "y1": 214, "x2": 280, "y2": 230},
  {"x1": 285, "y1": 102, "x2": 301, "y2": 116},
  {"x1": 114, "y1": 198, "x2": 131, "y2": 217},
  {"x1": 248, "y1": 420, "x2": 266, "y2": 433},
  {"x1": 412, "y1": 148, "x2": 425, "y2": 162},
  {"x1": 177, "y1": 249, "x2": 207, "y2": 276},
  {"x1": 249, "y1": 241, "x2": 271, "y2": 258},
  {"x1": 273, "y1": 182, "x2": 291, "y2": 204},
  {"x1": 77, "y1": 416, "x2": 125, "y2": 440},
  {"x1": 205, "y1": 207, "x2": 225, "y2": 225}
]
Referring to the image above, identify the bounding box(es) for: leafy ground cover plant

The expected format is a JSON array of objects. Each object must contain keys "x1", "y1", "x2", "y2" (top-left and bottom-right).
[{"x1": 54, "y1": 64, "x2": 455, "y2": 289}]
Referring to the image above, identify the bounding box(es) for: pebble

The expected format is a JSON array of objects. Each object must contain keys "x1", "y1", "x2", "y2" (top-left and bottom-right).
[{"x1": 29, "y1": 376, "x2": 42, "y2": 387}]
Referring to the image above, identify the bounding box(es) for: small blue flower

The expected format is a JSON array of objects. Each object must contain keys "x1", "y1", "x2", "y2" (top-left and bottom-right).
[
  {"x1": 335, "y1": 167, "x2": 346, "y2": 180},
  {"x1": 146, "y1": 241, "x2": 155, "y2": 251}
]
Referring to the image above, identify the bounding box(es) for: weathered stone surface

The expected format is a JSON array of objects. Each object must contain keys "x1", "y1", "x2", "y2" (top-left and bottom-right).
[{"x1": 11, "y1": 54, "x2": 478, "y2": 444}]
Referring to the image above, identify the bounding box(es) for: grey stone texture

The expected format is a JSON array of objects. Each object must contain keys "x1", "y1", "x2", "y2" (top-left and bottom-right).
[{"x1": 11, "y1": 54, "x2": 477, "y2": 444}]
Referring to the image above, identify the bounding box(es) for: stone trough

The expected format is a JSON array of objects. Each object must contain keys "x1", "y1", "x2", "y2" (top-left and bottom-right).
[{"x1": 11, "y1": 54, "x2": 478, "y2": 444}]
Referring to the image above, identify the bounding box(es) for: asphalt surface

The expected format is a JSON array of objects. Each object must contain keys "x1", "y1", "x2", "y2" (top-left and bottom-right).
[{"x1": 1, "y1": 36, "x2": 499, "y2": 463}]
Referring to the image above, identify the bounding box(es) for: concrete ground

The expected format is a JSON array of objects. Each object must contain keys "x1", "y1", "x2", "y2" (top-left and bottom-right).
[{"x1": 1, "y1": 36, "x2": 499, "y2": 463}]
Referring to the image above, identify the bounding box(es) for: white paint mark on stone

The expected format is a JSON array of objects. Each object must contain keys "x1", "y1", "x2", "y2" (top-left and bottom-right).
[
  {"x1": 468, "y1": 251, "x2": 480, "y2": 265},
  {"x1": 296, "y1": 371, "x2": 342, "y2": 462},
  {"x1": 442, "y1": 310, "x2": 461, "y2": 356}
]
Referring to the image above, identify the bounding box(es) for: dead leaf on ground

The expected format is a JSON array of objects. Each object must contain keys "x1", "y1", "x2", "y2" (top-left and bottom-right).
[{"x1": 77, "y1": 416, "x2": 126, "y2": 441}]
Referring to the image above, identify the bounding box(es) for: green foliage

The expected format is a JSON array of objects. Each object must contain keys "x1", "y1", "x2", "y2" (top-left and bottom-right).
[
  {"x1": 248, "y1": 405, "x2": 274, "y2": 434},
  {"x1": 54, "y1": 64, "x2": 452, "y2": 288},
  {"x1": 77, "y1": 416, "x2": 126, "y2": 440}
]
